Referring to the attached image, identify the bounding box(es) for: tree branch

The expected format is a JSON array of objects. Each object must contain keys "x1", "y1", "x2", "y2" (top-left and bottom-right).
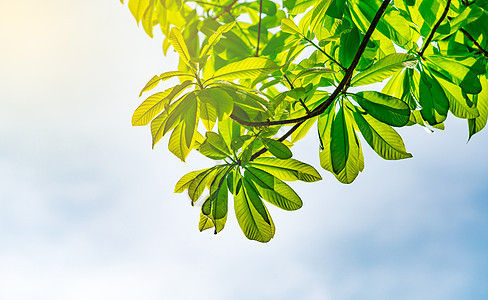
[
  {"x1": 460, "y1": 28, "x2": 488, "y2": 57},
  {"x1": 418, "y1": 0, "x2": 451, "y2": 58},
  {"x1": 249, "y1": 0, "x2": 392, "y2": 161},
  {"x1": 212, "y1": 0, "x2": 237, "y2": 20}
]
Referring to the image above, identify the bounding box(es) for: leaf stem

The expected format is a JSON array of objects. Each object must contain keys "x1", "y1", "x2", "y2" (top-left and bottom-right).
[
  {"x1": 255, "y1": 0, "x2": 264, "y2": 57},
  {"x1": 303, "y1": 36, "x2": 346, "y2": 71},
  {"x1": 284, "y1": 74, "x2": 310, "y2": 114},
  {"x1": 227, "y1": 12, "x2": 255, "y2": 48},
  {"x1": 418, "y1": 0, "x2": 451, "y2": 58}
]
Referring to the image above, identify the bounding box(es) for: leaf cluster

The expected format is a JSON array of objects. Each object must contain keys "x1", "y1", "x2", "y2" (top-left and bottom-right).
[{"x1": 122, "y1": 0, "x2": 488, "y2": 242}]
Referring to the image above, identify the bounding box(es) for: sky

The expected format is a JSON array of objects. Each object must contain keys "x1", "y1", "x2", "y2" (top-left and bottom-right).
[{"x1": 1, "y1": 1, "x2": 488, "y2": 299}]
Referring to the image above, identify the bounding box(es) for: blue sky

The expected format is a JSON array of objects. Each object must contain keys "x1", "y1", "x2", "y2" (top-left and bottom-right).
[{"x1": 1, "y1": 1, "x2": 488, "y2": 299}]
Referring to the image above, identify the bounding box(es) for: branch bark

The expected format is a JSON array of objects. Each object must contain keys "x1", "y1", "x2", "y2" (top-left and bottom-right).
[{"x1": 460, "y1": 28, "x2": 488, "y2": 57}]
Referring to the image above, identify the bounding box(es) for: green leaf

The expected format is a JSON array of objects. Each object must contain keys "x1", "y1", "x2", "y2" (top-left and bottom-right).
[
  {"x1": 330, "y1": 106, "x2": 348, "y2": 174},
  {"x1": 169, "y1": 27, "x2": 193, "y2": 69},
  {"x1": 199, "y1": 132, "x2": 232, "y2": 160},
  {"x1": 235, "y1": 178, "x2": 275, "y2": 243},
  {"x1": 249, "y1": 157, "x2": 322, "y2": 182},
  {"x1": 291, "y1": 117, "x2": 317, "y2": 143},
  {"x1": 174, "y1": 167, "x2": 212, "y2": 193},
  {"x1": 183, "y1": 97, "x2": 199, "y2": 149},
  {"x1": 310, "y1": 0, "x2": 333, "y2": 33},
  {"x1": 261, "y1": 138, "x2": 293, "y2": 159},
  {"x1": 319, "y1": 105, "x2": 363, "y2": 183},
  {"x1": 166, "y1": 96, "x2": 198, "y2": 161},
  {"x1": 289, "y1": 0, "x2": 317, "y2": 14},
  {"x1": 351, "y1": 53, "x2": 418, "y2": 87},
  {"x1": 139, "y1": 71, "x2": 193, "y2": 97},
  {"x1": 469, "y1": 76, "x2": 488, "y2": 139},
  {"x1": 197, "y1": 88, "x2": 234, "y2": 120},
  {"x1": 240, "y1": 139, "x2": 255, "y2": 167},
  {"x1": 245, "y1": 167, "x2": 303, "y2": 211},
  {"x1": 199, "y1": 213, "x2": 214, "y2": 232},
  {"x1": 231, "y1": 135, "x2": 253, "y2": 151},
  {"x1": 202, "y1": 169, "x2": 229, "y2": 233},
  {"x1": 436, "y1": 76, "x2": 479, "y2": 119},
  {"x1": 418, "y1": 71, "x2": 449, "y2": 125},
  {"x1": 198, "y1": 99, "x2": 217, "y2": 131},
  {"x1": 163, "y1": 93, "x2": 194, "y2": 136},
  {"x1": 188, "y1": 167, "x2": 222, "y2": 203},
  {"x1": 281, "y1": 17, "x2": 302, "y2": 35},
  {"x1": 339, "y1": 27, "x2": 360, "y2": 68},
  {"x1": 128, "y1": 0, "x2": 150, "y2": 23},
  {"x1": 141, "y1": 0, "x2": 157, "y2": 37},
  {"x1": 150, "y1": 109, "x2": 170, "y2": 148},
  {"x1": 335, "y1": 126, "x2": 363, "y2": 184},
  {"x1": 133, "y1": 81, "x2": 192, "y2": 126},
  {"x1": 294, "y1": 67, "x2": 336, "y2": 81},
  {"x1": 318, "y1": 106, "x2": 334, "y2": 172},
  {"x1": 200, "y1": 21, "x2": 236, "y2": 59},
  {"x1": 208, "y1": 57, "x2": 279, "y2": 82},
  {"x1": 219, "y1": 117, "x2": 242, "y2": 146},
  {"x1": 425, "y1": 55, "x2": 482, "y2": 94},
  {"x1": 351, "y1": 91, "x2": 410, "y2": 127},
  {"x1": 168, "y1": 123, "x2": 188, "y2": 161},
  {"x1": 353, "y1": 110, "x2": 412, "y2": 160}
]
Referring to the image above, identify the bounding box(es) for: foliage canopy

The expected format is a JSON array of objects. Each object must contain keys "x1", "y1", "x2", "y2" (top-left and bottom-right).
[{"x1": 122, "y1": 0, "x2": 488, "y2": 242}]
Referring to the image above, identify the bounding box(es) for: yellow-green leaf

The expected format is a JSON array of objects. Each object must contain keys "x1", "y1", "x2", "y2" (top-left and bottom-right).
[
  {"x1": 249, "y1": 157, "x2": 322, "y2": 182},
  {"x1": 245, "y1": 167, "x2": 303, "y2": 211},
  {"x1": 169, "y1": 27, "x2": 192, "y2": 69},
  {"x1": 133, "y1": 81, "x2": 192, "y2": 126},
  {"x1": 208, "y1": 57, "x2": 279, "y2": 82},
  {"x1": 234, "y1": 178, "x2": 275, "y2": 243},
  {"x1": 351, "y1": 53, "x2": 418, "y2": 87}
]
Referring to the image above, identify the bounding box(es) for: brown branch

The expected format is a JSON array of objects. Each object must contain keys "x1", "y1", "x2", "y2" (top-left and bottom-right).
[
  {"x1": 460, "y1": 28, "x2": 488, "y2": 57},
  {"x1": 249, "y1": 0, "x2": 392, "y2": 161},
  {"x1": 212, "y1": 0, "x2": 237, "y2": 20},
  {"x1": 418, "y1": 0, "x2": 451, "y2": 58}
]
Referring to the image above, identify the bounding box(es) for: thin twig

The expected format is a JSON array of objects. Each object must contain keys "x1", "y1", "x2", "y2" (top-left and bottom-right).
[
  {"x1": 419, "y1": 0, "x2": 451, "y2": 58},
  {"x1": 284, "y1": 74, "x2": 310, "y2": 114},
  {"x1": 212, "y1": 0, "x2": 237, "y2": 20},
  {"x1": 227, "y1": 11, "x2": 255, "y2": 48},
  {"x1": 190, "y1": 0, "x2": 225, "y2": 8},
  {"x1": 460, "y1": 28, "x2": 488, "y2": 57},
  {"x1": 248, "y1": 0, "x2": 392, "y2": 160},
  {"x1": 303, "y1": 37, "x2": 346, "y2": 71},
  {"x1": 255, "y1": 0, "x2": 264, "y2": 57}
]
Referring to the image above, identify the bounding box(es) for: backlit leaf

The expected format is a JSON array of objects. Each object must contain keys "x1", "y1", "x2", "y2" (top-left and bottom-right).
[
  {"x1": 352, "y1": 53, "x2": 418, "y2": 87},
  {"x1": 351, "y1": 91, "x2": 410, "y2": 127},
  {"x1": 235, "y1": 178, "x2": 275, "y2": 243},
  {"x1": 245, "y1": 167, "x2": 303, "y2": 211}
]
